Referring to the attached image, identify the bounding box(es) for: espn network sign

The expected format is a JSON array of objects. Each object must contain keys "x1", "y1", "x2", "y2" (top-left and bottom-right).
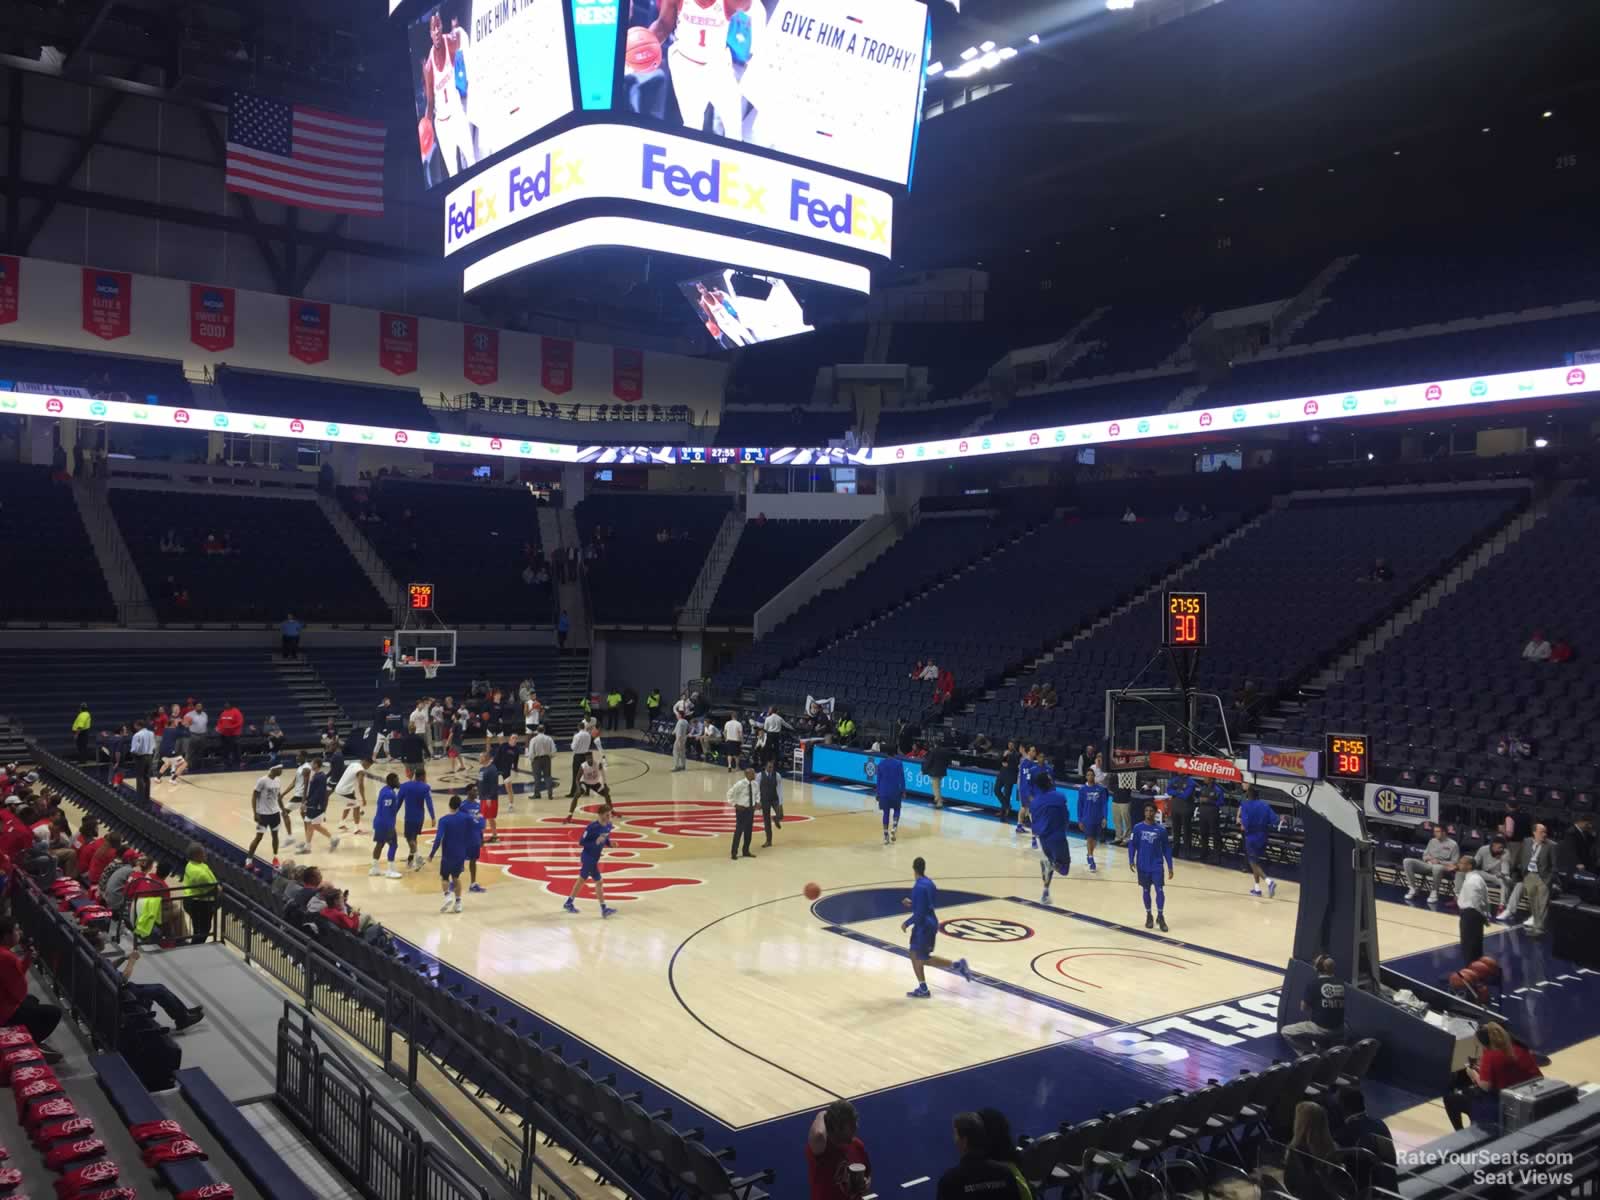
[{"x1": 442, "y1": 124, "x2": 894, "y2": 259}]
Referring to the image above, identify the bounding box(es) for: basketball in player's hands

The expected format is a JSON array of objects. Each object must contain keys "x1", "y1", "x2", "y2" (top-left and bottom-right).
[
  {"x1": 803, "y1": 882, "x2": 821, "y2": 901},
  {"x1": 625, "y1": 26, "x2": 662, "y2": 74}
]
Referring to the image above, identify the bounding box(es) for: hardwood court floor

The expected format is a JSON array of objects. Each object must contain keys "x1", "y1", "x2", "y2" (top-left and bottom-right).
[{"x1": 160, "y1": 748, "x2": 1490, "y2": 1134}]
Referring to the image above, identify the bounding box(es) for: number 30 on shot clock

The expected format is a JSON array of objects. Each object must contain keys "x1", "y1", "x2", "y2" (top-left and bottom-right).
[
  {"x1": 1324, "y1": 732, "x2": 1369, "y2": 781},
  {"x1": 1162, "y1": 590, "x2": 1207, "y2": 647},
  {"x1": 408, "y1": 582, "x2": 435, "y2": 612}
]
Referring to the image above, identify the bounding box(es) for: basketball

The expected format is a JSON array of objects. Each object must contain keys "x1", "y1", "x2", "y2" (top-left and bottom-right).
[
  {"x1": 803, "y1": 882, "x2": 821, "y2": 901},
  {"x1": 1472, "y1": 956, "x2": 1502, "y2": 981},
  {"x1": 625, "y1": 25, "x2": 662, "y2": 74}
]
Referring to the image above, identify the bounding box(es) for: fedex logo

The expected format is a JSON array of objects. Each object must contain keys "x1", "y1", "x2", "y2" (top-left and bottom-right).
[
  {"x1": 447, "y1": 188, "x2": 499, "y2": 244},
  {"x1": 641, "y1": 144, "x2": 765, "y2": 215},
  {"x1": 789, "y1": 179, "x2": 888, "y2": 245},
  {"x1": 511, "y1": 153, "x2": 584, "y2": 212}
]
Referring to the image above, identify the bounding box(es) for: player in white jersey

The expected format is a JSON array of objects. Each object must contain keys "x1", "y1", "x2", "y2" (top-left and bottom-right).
[
  {"x1": 652, "y1": 0, "x2": 750, "y2": 141},
  {"x1": 423, "y1": 12, "x2": 475, "y2": 176}
]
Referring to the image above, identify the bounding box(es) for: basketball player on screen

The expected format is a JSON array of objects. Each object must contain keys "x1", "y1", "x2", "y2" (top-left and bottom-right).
[
  {"x1": 647, "y1": 0, "x2": 754, "y2": 140},
  {"x1": 423, "y1": 11, "x2": 475, "y2": 177}
]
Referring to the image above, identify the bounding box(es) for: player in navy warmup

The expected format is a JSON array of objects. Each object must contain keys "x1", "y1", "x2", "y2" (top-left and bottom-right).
[
  {"x1": 477, "y1": 750, "x2": 502, "y2": 845},
  {"x1": 1237, "y1": 784, "x2": 1278, "y2": 898},
  {"x1": 1030, "y1": 772, "x2": 1071, "y2": 904},
  {"x1": 563, "y1": 802, "x2": 618, "y2": 918},
  {"x1": 368, "y1": 772, "x2": 403, "y2": 878},
  {"x1": 875, "y1": 752, "x2": 905, "y2": 845},
  {"x1": 294, "y1": 757, "x2": 339, "y2": 854},
  {"x1": 399, "y1": 765, "x2": 435, "y2": 872},
  {"x1": 1077, "y1": 767, "x2": 1109, "y2": 873},
  {"x1": 1128, "y1": 801, "x2": 1175, "y2": 931},
  {"x1": 459, "y1": 783, "x2": 488, "y2": 894},
  {"x1": 429, "y1": 796, "x2": 473, "y2": 914},
  {"x1": 901, "y1": 856, "x2": 970, "y2": 999}
]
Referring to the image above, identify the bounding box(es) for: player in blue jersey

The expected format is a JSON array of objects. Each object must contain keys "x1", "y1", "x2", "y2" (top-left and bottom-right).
[
  {"x1": 1128, "y1": 801, "x2": 1174, "y2": 931},
  {"x1": 1077, "y1": 767, "x2": 1109, "y2": 873},
  {"x1": 368, "y1": 771, "x2": 403, "y2": 878},
  {"x1": 875, "y1": 753, "x2": 905, "y2": 845},
  {"x1": 563, "y1": 802, "x2": 618, "y2": 918},
  {"x1": 1030, "y1": 772, "x2": 1072, "y2": 905},
  {"x1": 901, "y1": 856, "x2": 971, "y2": 999},
  {"x1": 1237, "y1": 784, "x2": 1278, "y2": 898},
  {"x1": 428, "y1": 796, "x2": 474, "y2": 914},
  {"x1": 459, "y1": 782, "x2": 488, "y2": 895},
  {"x1": 398, "y1": 765, "x2": 435, "y2": 872},
  {"x1": 1016, "y1": 745, "x2": 1040, "y2": 845}
]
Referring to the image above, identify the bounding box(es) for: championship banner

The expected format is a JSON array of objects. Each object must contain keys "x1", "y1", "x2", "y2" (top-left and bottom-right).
[
  {"x1": 612, "y1": 346, "x2": 643, "y2": 403},
  {"x1": 463, "y1": 325, "x2": 499, "y2": 386},
  {"x1": 189, "y1": 285, "x2": 235, "y2": 352},
  {"x1": 1148, "y1": 751, "x2": 1243, "y2": 784},
  {"x1": 1248, "y1": 744, "x2": 1321, "y2": 780},
  {"x1": 82, "y1": 269, "x2": 132, "y2": 341},
  {"x1": 379, "y1": 312, "x2": 419, "y2": 376},
  {"x1": 540, "y1": 336, "x2": 573, "y2": 395},
  {"x1": 0, "y1": 256, "x2": 18, "y2": 326},
  {"x1": 289, "y1": 299, "x2": 331, "y2": 365},
  {"x1": 1363, "y1": 782, "x2": 1438, "y2": 828}
]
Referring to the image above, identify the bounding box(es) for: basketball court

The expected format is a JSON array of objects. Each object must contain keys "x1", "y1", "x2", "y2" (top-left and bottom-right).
[{"x1": 154, "y1": 744, "x2": 1600, "y2": 1187}]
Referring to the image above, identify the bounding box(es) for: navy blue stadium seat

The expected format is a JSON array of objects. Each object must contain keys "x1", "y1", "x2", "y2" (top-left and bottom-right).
[{"x1": 177, "y1": 1067, "x2": 318, "y2": 1200}]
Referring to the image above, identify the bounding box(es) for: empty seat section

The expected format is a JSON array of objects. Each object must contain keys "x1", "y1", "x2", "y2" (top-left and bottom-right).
[
  {"x1": 708, "y1": 519, "x2": 857, "y2": 626},
  {"x1": 0, "y1": 465, "x2": 116, "y2": 623}
]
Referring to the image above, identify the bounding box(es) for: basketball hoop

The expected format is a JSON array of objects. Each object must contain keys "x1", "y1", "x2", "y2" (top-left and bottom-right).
[{"x1": 423, "y1": 663, "x2": 438, "y2": 680}]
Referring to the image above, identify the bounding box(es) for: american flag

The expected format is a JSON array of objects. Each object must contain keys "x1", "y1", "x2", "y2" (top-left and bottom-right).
[{"x1": 225, "y1": 93, "x2": 386, "y2": 217}]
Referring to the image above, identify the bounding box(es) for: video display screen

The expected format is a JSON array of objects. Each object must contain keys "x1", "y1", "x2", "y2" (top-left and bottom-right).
[
  {"x1": 409, "y1": 0, "x2": 574, "y2": 187},
  {"x1": 619, "y1": 0, "x2": 929, "y2": 185},
  {"x1": 679, "y1": 269, "x2": 812, "y2": 349}
]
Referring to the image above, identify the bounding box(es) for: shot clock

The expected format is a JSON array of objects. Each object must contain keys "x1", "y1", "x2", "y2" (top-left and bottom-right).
[
  {"x1": 407, "y1": 582, "x2": 435, "y2": 612},
  {"x1": 1324, "y1": 733, "x2": 1369, "y2": 781},
  {"x1": 1162, "y1": 591, "x2": 1207, "y2": 648}
]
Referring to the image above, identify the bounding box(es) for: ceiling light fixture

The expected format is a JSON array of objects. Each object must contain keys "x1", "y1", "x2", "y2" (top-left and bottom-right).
[
  {"x1": 979, "y1": 40, "x2": 996, "y2": 52},
  {"x1": 960, "y1": 46, "x2": 978, "y2": 60},
  {"x1": 927, "y1": 61, "x2": 943, "y2": 75}
]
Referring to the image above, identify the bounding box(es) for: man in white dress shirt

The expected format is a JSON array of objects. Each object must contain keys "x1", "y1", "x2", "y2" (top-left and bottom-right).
[
  {"x1": 722, "y1": 714, "x2": 744, "y2": 773},
  {"x1": 728, "y1": 766, "x2": 758, "y2": 860},
  {"x1": 569, "y1": 722, "x2": 595, "y2": 799}
]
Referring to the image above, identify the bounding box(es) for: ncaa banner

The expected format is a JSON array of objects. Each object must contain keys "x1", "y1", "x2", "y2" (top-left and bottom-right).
[
  {"x1": 379, "y1": 312, "x2": 419, "y2": 376},
  {"x1": 1248, "y1": 744, "x2": 1321, "y2": 779},
  {"x1": 0, "y1": 256, "x2": 18, "y2": 326},
  {"x1": 540, "y1": 336, "x2": 573, "y2": 395},
  {"x1": 82, "y1": 268, "x2": 132, "y2": 340},
  {"x1": 463, "y1": 325, "x2": 499, "y2": 386},
  {"x1": 289, "y1": 299, "x2": 331, "y2": 365},
  {"x1": 1363, "y1": 782, "x2": 1438, "y2": 828},
  {"x1": 612, "y1": 347, "x2": 644, "y2": 403},
  {"x1": 189, "y1": 285, "x2": 235, "y2": 353}
]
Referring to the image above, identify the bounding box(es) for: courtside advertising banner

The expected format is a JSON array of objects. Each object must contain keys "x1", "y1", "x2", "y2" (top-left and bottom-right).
[
  {"x1": 1363, "y1": 782, "x2": 1438, "y2": 828},
  {"x1": 0, "y1": 256, "x2": 18, "y2": 326},
  {"x1": 289, "y1": 299, "x2": 331, "y2": 364},
  {"x1": 612, "y1": 346, "x2": 644, "y2": 402},
  {"x1": 1149, "y1": 751, "x2": 1244, "y2": 784},
  {"x1": 408, "y1": 0, "x2": 574, "y2": 186},
  {"x1": 809, "y1": 745, "x2": 999, "y2": 809},
  {"x1": 82, "y1": 269, "x2": 132, "y2": 341},
  {"x1": 442, "y1": 123, "x2": 894, "y2": 258},
  {"x1": 1248, "y1": 744, "x2": 1321, "y2": 780},
  {"x1": 189, "y1": 285, "x2": 236, "y2": 353},
  {"x1": 380, "y1": 312, "x2": 420, "y2": 375},
  {"x1": 619, "y1": 0, "x2": 929, "y2": 185},
  {"x1": 463, "y1": 324, "x2": 499, "y2": 385},
  {"x1": 541, "y1": 336, "x2": 574, "y2": 394}
]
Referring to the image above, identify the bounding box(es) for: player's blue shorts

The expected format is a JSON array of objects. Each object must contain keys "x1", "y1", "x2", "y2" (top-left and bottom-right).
[
  {"x1": 1244, "y1": 834, "x2": 1269, "y2": 863},
  {"x1": 304, "y1": 798, "x2": 327, "y2": 820},
  {"x1": 909, "y1": 929, "x2": 936, "y2": 958},
  {"x1": 1080, "y1": 819, "x2": 1103, "y2": 841},
  {"x1": 579, "y1": 859, "x2": 602, "y2": 882},
  {"x1": 1138, "y1": 868, "x2": 1164, "y2": 890},
  {"x1": 372, "y1": 824, "x2": 396, "y2": 844},
  {"x1": 403, "y1": 819, "x2": 424, "y2": 840},
  {"x1": 439, "y1": 856, "x2": 464, "y2": 880},
  {"x1": 1041, "y1": 838, "x2": 1071, "y2": 872},
  {"x1": 878, "y1": 794, "x2": 902, "y2": 810}
]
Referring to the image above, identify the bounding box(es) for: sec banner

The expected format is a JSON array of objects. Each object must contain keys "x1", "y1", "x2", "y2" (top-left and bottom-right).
[
  {"x1": 189, "y1": 285, "x2": 235, "y2": 352},
  {"x1": 289, "y1": 300, "x2": 331, "y2": 365},
  {"x1": 379, "y1": 312, "x2": 419, "y2": 376},
  {"x1": 1363, "y1": 782, "x2": 1438, "y2": 828},
  {"x1": 541, "y1": 336, "x2": 573, "y2": 395},
  {"x1": 82, "y1": 269, "x2": 132, "y2": 341},
  {"x1": 463, "y1": 325, "x2": 499, "y2": 386},
  {"x1": 612, "y1": 347, "x2": 643, "y2": 403},
  {"x1": 0, "y1": 256, "x2": 18, "y2": 326}
]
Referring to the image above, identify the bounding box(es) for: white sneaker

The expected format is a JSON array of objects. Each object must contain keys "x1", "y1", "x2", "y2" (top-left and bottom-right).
[
  {"x1": 1426, "y1": 893, "x2": 1439, "y2": 906},
  {"x1": 1405, "y1": 887, "x2": 1419, "y2": 900},
  {"x1": 439, "y1": 896, "x2": 454, "y2": 912},
  {"x1": 330, "y1": 836, "x2": 342, "y2": 851},
  {"x1": 294, "y1": 842, "x2": 311, "y2": 854},
  {"x1": 1494, "y1": 908, "x2": 1509, "y2": 921},
  {"x1": 412, "y1": 857, "x2": 424, "y2": 872},
  {"x1": 383, "y1": 869, "x2": 403, "y2": 879},
  {"x1": 367, "y1": 865, "x2": 381, "y2": 877},
  {"x1": 1267, "y1": 879, "x2": 1277, "y2": 899},
  {"x1": 890, "y1": 826, "x2": 897, "y2": 843},
  {"x1": 452, "y1": 899, "x2": 463, "y2": 914},
  {"x1": 1249, "y1": 887, "x2": 1262, "y2": 897}
]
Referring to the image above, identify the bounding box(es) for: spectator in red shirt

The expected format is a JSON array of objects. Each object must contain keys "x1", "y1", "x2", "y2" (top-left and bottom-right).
[
  {"x1": 316, "y1": 887, "x2": 362, "y2": 933},
  {"x1": 1550, "y1": 637, "x2": 1575, "y2": 664},
  {"x1": 806, "y1": 1101, "x2": 870, "y2": 1200},
  {"x1": 87, "y1": 832, "x2": 123, "y2": 887},
  {"x1": 0, "y1": 918, "x2": 62, "y2": 1050},
  {"x1": 1445, "y1": 1021, "x2": 1541, "y2": 1129},
  {"x1": 216, "y1": 701, "x2": 245, "y2": 771},
  {"x1": 0, "y1": 807, "x2": 39, "y2": 866}
]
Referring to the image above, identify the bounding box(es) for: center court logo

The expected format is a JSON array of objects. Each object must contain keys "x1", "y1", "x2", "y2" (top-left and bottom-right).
[{"x1": 940, "y1": 918, "x2": 1033, "y2": 943}]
